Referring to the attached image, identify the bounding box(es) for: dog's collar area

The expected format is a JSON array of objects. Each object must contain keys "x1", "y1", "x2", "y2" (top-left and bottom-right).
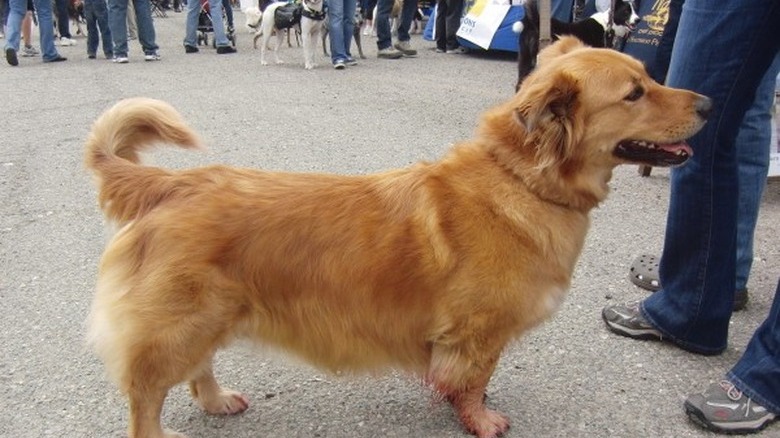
[{"x1": 302, "y1": 4, "x2": 326, "y2": 20}]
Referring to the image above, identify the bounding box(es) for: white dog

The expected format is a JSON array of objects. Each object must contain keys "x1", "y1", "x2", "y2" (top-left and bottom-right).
[
  {"x1": 253, "y1": 0, "x2": 326, "y2": 69},
  {"x1": 243, "y1": 6, "x2": 264, "y2": 32}
]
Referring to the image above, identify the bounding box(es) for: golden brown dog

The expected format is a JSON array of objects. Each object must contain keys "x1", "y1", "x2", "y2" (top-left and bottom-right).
[{"x1": 85, "y1": 37, "x2": 710, "y2": 438}]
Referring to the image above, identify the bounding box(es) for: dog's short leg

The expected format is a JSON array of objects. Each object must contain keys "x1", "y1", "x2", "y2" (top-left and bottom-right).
[
  {"x1": 427, "y1": 345, "x2": 509, "y2": 438},
  {"x1": 189, "y1": 359, "x2": 250, "y2": 415},
  {"x1": 128, "y1": 387, "x2": 183, "y2": 438},
  {"x1": 273, "y1": 30, "x2": 285, "y2": 64}
]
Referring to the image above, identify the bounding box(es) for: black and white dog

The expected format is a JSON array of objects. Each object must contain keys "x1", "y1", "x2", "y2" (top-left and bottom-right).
[{"x1": 515, "y1": 0, "x2": 639, "y2": 89}]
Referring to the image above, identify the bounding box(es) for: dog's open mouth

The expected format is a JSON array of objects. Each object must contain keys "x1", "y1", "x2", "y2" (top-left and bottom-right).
[{"x1": 614, "y1": 139, "x2": 693, "y2": 167}]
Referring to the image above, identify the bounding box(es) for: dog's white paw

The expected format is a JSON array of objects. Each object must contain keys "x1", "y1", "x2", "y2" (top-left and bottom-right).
[
  {"x1": 260, "y1": 60, "x2": 269, "y2": 66},
  {"x1": 276, "y1": 60, "x2": 284, "y2": 65}
]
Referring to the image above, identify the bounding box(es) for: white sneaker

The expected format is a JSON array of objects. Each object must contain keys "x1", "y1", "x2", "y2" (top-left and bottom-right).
[
  {"x1": 21, "y1": 45, "x2": 40, "y2": 57},
  {"x1": 57, "y1": 36, "x2": 77, "y2": 46},
  {"x1": 144, "y1": 51, "x2": 161, "y2": 61},
  {"x1": 113, "y1": 56, "x2": 129, "y2": 63}
]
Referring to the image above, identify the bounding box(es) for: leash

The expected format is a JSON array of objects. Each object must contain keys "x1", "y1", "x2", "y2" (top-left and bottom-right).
[{"x1": 538, "y1": 0, "x2": 552, "y2": 49}]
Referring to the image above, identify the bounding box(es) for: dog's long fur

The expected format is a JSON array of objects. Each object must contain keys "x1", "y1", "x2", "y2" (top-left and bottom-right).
[{"x1": 85, "y1": 38, "x2": 709, "y2": 438}]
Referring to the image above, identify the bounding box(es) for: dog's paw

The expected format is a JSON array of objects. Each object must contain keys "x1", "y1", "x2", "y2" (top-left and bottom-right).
[
  {"x1": 260, "y1": 60, "x2": 269, "y2": 66},
  {"x1": 276, "y1": 60, "x2": 285, "y2": 65},
  {"x1": 199, "y1": 390, "x2": 250, "y2": 415},
  {"x1": 461, "y1": 408, "x2": 510, "y2": 438}
]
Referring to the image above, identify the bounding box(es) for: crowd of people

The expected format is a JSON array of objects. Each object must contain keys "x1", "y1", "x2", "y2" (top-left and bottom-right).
[
  {"x1": 0, "y1": 0, "x2": 471, "y2": 67},
  {"x1": 2, "y1": 0, "x2": 779, "y2": 434}
]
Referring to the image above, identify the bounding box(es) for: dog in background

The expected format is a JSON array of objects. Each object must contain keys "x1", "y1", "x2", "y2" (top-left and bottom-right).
[
  {"x1": 84, "y1": 37, "x2": 710, "y2": 438},
  {"x1": 515, "y1": 0, "x2": 639, "y2": 88},
  {"x1": 322, "y1": 7, "x2": 366, "y2": 59},
  {"x1": 252, "y1": 0, "x2": 326, "y2": 69}
]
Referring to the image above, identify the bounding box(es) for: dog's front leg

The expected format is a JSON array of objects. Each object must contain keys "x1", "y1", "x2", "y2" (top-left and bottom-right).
[{"x1": 427, "y1": 343, "x2": 509, "y2": 438}]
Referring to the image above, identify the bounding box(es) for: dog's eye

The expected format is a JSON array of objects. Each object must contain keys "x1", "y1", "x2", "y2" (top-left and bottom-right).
[{"x1": 625, "y1": 86, "x2": 644, "y2": 102}]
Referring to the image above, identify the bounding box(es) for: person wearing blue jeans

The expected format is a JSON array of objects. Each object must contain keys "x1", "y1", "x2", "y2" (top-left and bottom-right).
[
  {"x1": 107, "y1": 0, "x2": 161, "y2": 62},
  {"x1": 375, "y1": 0, "x2": 417, "y2": 58},
  {"x1": 328, "y1": 0, "x2": 357, "y2": 69},
  {"x1": 602, "y1": 0, "x2": 780, "y2": 433},
  {"x1": 84, "y1": 0, "x2": 113, "y2": 59},
  {"x1": 183, "y1": 0, "x2": 236, "y2": 54},
  {"x1": 4, "y1": 0, "x2": 66, "y2": 65}
]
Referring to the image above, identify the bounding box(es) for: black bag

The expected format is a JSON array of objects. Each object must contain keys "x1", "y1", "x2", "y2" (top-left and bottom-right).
[{"x1": 274, "y1": 3, "x2": 302, "y2": 29}]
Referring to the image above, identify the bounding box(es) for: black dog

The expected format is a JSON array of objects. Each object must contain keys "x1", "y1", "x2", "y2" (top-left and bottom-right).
[{"x1": 515, "y1": 0, "x2": 639, "y2": 89}]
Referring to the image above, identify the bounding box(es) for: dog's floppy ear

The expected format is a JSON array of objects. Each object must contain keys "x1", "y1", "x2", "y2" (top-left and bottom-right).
[{"x1": 514, "y1": 70, "x2": 583, "y2": 167}]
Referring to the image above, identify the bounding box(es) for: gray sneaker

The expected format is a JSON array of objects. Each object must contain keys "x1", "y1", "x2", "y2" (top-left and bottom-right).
[
  {"x1": 377, "y1": 46, "x2": 402, "y2": 59},
  {"x1": 601, "y1": 301, "x2": 662, "y2": 340},
  {"x1": 393, "y1": 40, "x2": 417, "y2": 57},
  {"x1": 685, "y1": 380, "x2": 777, "y2": 434},
  {"x1": 21, "y1": 45, "x2": 39, "y2": 57}
]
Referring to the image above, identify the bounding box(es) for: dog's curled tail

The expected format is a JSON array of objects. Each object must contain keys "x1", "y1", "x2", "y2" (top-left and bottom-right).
[{"x1": 85, "y1": 97, "x2": 203, "y2": 223}]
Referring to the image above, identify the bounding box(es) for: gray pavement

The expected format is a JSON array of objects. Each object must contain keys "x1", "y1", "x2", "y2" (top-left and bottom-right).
[{"x1": 1, "y1": 11, "x2": 779, "y2": 438}]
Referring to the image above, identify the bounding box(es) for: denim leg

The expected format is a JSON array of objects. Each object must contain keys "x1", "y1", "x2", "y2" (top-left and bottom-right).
[
  {"x1": 85, "y1": 0, "x2": 99, "y2": 54},
  {"x1": 727, "y1": 278, "x2": 780, "y2": 414},
  {"x1": 33, "y1": 0, "x2": 59, "y2": 60},
  {"x1": 374, "y1": 0, "x2": 392, "y2": 49},
  {"x1": 3, "y1": 0, "x2": 24, "y2": 52},
  {"x1": 221, "y1": 0, "x2": 232, "y2": 28},
  {"x1": 641, "y1": 0, "x2": 780, "y2": 355},
  {"x1": 551, "y1": 0, "x2": 573, "y2": 22},
  {"x1": 342, "y1": 0, "x2": 355, "y2": 58},
  {"x1": 735, "y1": 53, "x2": 780, "y2": 291},
  {"x1": 55, "y1": 0, "x2": 71, "y2": 38},
  {"x1": 132, "y1": 0, "x2": 160, "y2": 54},
  {"x1": 183, "y1": 0, "x2": 199, "y2": 46},
  {"x1": 107, "y1": 0, "x2": 128, "y2": 56},
  {"x1": 328, "y1": 0, "x2": 347, "y2": 62},
  {"x1": 97, "y1": 0, "x2": 113, "y2": 56},
  {"x1": 395, "y1": 0, "x2": 415, "y2": 42},
  {"x1": 206, "y1": 0, "x2": 228, "y2": 47}
]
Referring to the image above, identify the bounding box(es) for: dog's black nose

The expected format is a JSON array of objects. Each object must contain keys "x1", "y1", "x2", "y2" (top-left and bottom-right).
[{"x1": 696, "y1": 96, "x2": 713, "y2": 120}]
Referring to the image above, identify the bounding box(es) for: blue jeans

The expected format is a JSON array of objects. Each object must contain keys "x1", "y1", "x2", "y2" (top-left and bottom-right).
[
  {"x1": 184, "y1": 0, "x2": 229, "y2": 47},
  {"x1": 55, "y1": 0, "x2": 73, "y2": 38},
  {"x1": 84, "y1": 0, "x2": 113, "y2": 57},
  {"x1": 735, "y1": 53, "x2": 780, "y2": 292},
  {"x1": 727, "y1": 278, "x2": 780, "y2": 414},
  {"x1": 641, "y1": 0, "x2": 780, "y2": 355},
  {"x1": 328, "y1": 0, "x2": 356, "y2": 63},
  {"x1": 107, "y1": 0, "x2": 159, "y2": 57},
  {"x1": 3, "y1": 0, "x2": 60, "y2": 60},
  {"x1": 375, "y1": 0, "x2": 416, "y2": 50}
]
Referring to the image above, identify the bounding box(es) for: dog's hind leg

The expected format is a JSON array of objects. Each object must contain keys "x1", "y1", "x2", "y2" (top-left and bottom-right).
[
  {"x1": 189, "y1": 358, "x2": 250, "y2": 415},
  {"x1": 427, "y1": 343, "x2": 509, "y2": 438}
]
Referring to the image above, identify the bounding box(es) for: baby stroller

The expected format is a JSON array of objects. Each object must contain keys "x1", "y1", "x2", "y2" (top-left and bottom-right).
[{"x1": 197, "y1": 0, "x2": 237, "y2": 47}]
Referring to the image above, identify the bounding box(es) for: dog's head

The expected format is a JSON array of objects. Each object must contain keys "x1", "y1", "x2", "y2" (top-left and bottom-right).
[
  {"x1": 482, "y1": 37, "x2": 710, "y2": 207},
  {"x1": 243, "y1": 6, "x2": 263, "y2": 29},
  {"x1": 613, "y1": 0, "x2": 640, "y2": 29}
]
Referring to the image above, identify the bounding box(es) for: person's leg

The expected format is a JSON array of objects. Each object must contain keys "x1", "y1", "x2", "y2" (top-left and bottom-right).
[
  {"x1": 54, "y1": 0, "x2": 71, "y2": 38},
  {"x1": 85, "y1": 0, "x2": 99, "y2": 55},
  {"x1": 551, "y1": 0, "x2": 573, "y2": 22},
  {"x1": 221, "y1": 0, "x2": 232, "y2": 29},
  {"x1": 204, "y1": 0, "x2": 227, "y2": 47},
  {"x1": 131, "y1": 0, "x2": 160, "y2": 54},
  {"x1": 95, "y1": 0, "x2": 112, "y2": 57},
  {"x1": 107, "y1": 0, "x2": 129, "y2": 57},
  {"x1": 328, "y1": 0, "x2": 347, "y2": 62},
  {"x1": 444, "y1": 0, "x2": 462, "y2": 50},
  {"x1": 734, "y1": 53, "x2": 780, "y2": 293},
  {"x1": 341, "y1": 0, "x2": 355, "y2": 59},
  {"x1": 183, "y1": 0, "x2": 199, "y2": 47},
  {"x1": 374, "y1": 0, "x2": 392, "y2": 49},
  {"x1": 21, "y1": 9, "x2": 30, "y2": 46},
  {"x1": 641, "y1": 0, "x2": 780, "y2": 355},
  {"x1": 33, "y1": 0, "x2": 62, "y2": 60},
  {"x1": 434, "y1": 0, "x2": 446, "y2": 51},
  {"x1": 727, "y1": 278, "x2": 780, "y2": 415},
  {"x1": 396, "y1": 0, "x2": 416, "y2": 42},
  {"x1": 4, "y1": 0, "x2": 24, "y2": 64}
]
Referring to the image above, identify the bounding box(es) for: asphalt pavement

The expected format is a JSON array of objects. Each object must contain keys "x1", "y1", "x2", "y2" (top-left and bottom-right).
[{"x1": 1, "y1": 10, "x2": 779, "y2": 438}]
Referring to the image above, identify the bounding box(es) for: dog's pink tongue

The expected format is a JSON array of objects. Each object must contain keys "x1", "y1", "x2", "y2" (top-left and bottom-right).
[{"x1": 659, "y1": 141, "x2": 693, "y2": 157}]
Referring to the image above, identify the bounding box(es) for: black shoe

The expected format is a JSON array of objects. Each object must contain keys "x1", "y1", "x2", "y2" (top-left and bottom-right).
[
  {"x1": 43, "y1": 55, "x2": 67, "y2": 63},
  {"x1": 88, "y1": 53, "x2": 97, "y2": 59},
  {"x1": 6, "y1": 47, "x2": 18, "y2": 66},
  {"x1": 184, "y1": 44, "x2": 199, "y2": 53},
  {"x1": 216, "y1": 45, "x2": 236, "y2": 54}
]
